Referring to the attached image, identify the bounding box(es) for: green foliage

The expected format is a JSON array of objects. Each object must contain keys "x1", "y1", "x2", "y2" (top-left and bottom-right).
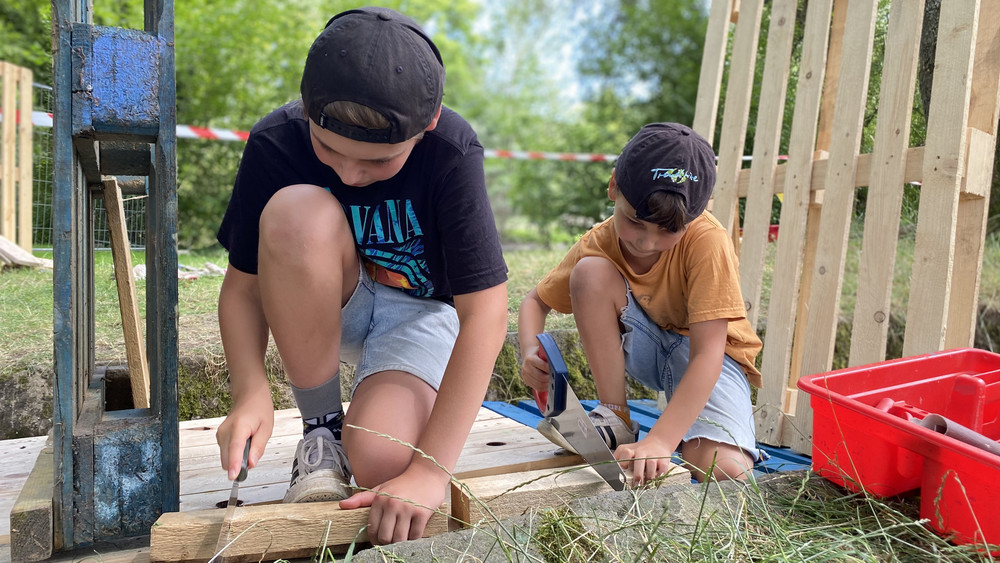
[
  {"x1": 576, "y1": 0, "x2": 707, "y2": 129},
  {"x1": 0, "y1": 0, "x2": 51, "y2": 79},
  {"x1": 493, "y1": 0, "x2": 712, "y2": 243}
]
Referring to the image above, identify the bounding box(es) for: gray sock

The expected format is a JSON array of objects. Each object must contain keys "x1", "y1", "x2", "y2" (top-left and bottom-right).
[{"x1": 290, "y1": 373, "x2": 343, "y2": 436}]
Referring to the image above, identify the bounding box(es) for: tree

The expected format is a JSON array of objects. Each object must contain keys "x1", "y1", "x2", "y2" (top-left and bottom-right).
[{"x1": 0, "y1": 0, "x2": 51, "y2": 80}]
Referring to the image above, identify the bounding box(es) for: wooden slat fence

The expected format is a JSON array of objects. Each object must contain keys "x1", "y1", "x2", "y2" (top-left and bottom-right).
[
  {"x1": 693, "y1": 0, "x2": 1000, "y2": 453},
  {"x1": 0, "y1": 61, "x2": 34, "y2": 252}
]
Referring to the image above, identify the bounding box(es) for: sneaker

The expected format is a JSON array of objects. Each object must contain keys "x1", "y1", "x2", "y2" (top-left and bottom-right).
[
  {"x1": 283, "y1": 426, "x2": 353, "y2": 503},
  {"x1": 537, "y1": 404, "x2": 640, "y2": 454}
]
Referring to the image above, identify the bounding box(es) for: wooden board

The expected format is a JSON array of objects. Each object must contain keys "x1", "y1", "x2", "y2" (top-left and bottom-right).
[
  {"x1": 692, "y1": 0, "x2": 734, "y2": 143},
  {"x1": 848, "y1": 0, "x2": 924, "y2": 367},
  {"x1": 903, "y1": 0, "x2": 978, "y2": 357},
  {"x1": 711, "y1": 0, "x2": 764, "y2": 239},
  {"x1": 8, "y1": 437, "x2": 53, "y2": 562},
  {"x1": 103, "y1": 178, "x2": 151, "y2": 408},
  {"x1": 149, "y1": 502, "x2": 451, "y2": 562},
  {"x1": 753, "y1": 0, "x2": 833, "y2": 445},
  {"x1": 452, "y1": 463, "x2": 688, "y2": 528},
  {"x1": 176, "y1": 407, "x2": 581, "y2": 511},
  {"x1": 16, "y1": 65, "x2": 32, "y2": 251},
  {"x1": 1, "y1": 62, "x2": 16, "y2": 242},
  {"x1": 0, "y1": 234, "x2": 52, "y2": 268},
  {"x1": 789, "y1": 0, "x2": 880, "y2": 453},
  {"x1": 739, "y1": 0, "x2": 797, "y2": 330},
  {"x1": 946, "y1": 9, "x2": 1000, "y2": 350}
]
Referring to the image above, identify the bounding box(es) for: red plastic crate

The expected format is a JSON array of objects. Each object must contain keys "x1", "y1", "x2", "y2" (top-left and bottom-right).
[{"x1": 797, "y1": 348, "x2": 1000, "y2": 549}]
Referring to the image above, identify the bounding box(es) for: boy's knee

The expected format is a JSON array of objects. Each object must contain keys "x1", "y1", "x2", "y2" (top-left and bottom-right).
[
  {"x1": 260, "y1": 184, "x2": 350, "y2": 248},
  {"x1": 346, "y1": 440, "x2": 412, "y2": 489},
  {"x1": 682, "y1": 440, "x2": 753, "y2": 482},
  {"x1": 569, "y1": 256, "x2": 624, "y2": 298}
]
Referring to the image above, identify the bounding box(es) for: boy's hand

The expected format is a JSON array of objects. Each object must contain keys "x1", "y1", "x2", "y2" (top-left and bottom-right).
[
  {"x1": 216, "y1": 389, "x2": 274, "y2": 480},
  {"x1": 613, "y1": 435, "x2": 677, "y2": 486},
  {"x1": 339, "y1": 464, "x2": 448, "y2": 544},
  {"x1": 519, "y1": 344, "x2": 550, "y2": 391}
]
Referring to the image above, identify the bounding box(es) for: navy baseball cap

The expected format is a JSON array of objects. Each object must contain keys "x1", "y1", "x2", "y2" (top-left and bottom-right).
[
  {"x1": 614, "y1": 123, "x2": 717, "y2": 221},
  {"x1": 300, "y1": 7, "x2": 445, "y2": 144}
]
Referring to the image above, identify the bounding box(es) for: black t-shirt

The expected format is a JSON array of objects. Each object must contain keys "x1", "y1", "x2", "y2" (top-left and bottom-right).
[{"x1": 217, "y1": 100, "x2": 507, "y2": 302}]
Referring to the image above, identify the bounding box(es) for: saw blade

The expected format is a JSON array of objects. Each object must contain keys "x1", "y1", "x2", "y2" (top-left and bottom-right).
[
  {"x1": 214, "y1": 437, "x2": 251, "y2": 560},
  {"x1": 536, "y1": 333, "x2": 627, "y2": 491}
]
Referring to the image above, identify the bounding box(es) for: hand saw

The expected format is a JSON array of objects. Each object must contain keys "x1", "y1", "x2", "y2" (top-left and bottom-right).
[
  {"x1": 213, "y1": 437, "x2": 251, "y2": 562},
  {"x1": 533, "y1": 333, "x2": 627, "y2": 491}
]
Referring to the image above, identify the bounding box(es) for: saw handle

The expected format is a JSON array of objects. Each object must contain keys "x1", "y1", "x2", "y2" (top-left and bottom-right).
[{"x1": 536, "y1": 333, "x2": 570, "y2": 417}]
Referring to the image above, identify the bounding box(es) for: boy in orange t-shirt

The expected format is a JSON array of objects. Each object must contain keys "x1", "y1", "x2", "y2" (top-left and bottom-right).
[{"x1": 518, "y1": 123, "x2": 764, "y2": 484}]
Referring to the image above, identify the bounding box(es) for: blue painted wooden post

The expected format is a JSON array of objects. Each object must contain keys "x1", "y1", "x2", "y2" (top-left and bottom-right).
[{"x1": 51, "y1": 0, "x2": 177, "y2": 549}]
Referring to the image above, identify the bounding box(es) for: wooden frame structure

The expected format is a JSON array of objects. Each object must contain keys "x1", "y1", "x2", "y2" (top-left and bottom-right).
[
  {"x1": 695, "y1": 0, "x2": 1000, "y2": 453},
  {"x1": 0, "y1": 61, "x2": 34, "y2": 252},
  {"x1": 46, "y1": 0, "x2": 179, "y2": 552}
]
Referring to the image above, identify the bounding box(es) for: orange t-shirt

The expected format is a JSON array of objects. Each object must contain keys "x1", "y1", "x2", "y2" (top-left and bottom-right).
[{"x1": 536, "y1": 211, "x2": 763, "y2": 388}]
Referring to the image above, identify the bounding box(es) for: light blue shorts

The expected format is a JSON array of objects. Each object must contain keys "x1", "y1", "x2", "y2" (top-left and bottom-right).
[
  {"x1": 620, "y1": 290, "x2": 765, "y2": 462},
  {"x1": 339, "y1": 263, "x2": 459, "y2": 394}
]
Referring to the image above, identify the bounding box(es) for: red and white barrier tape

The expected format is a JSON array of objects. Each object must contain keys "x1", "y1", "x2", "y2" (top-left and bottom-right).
[
  {"x1": 6, "y1": 109, "x2": 798, "y2": 164},
  {"x1": 4, "y1": 109, "x2": 620, "y2": 162}
]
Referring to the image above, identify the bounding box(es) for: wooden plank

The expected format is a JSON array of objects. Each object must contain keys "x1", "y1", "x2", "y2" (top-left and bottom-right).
[
  {"x1": 710, "y1": 0, "x2": 764, "y2": 237},
  {"x1": 103, "y1": 178, "x2": 150, "y2": 408},
  {"x1": 1, "y1": 62, "x2": 16, "y2": 241},
  {"x1": 816, "y1": 0, "x2": 848, "y2": 152},
  {"x1": 788, "y1": 0, "x2": 880, "y2": 454},
  {"x1": 452, "y1": 463, "x2": 690, "y2": 528},
  {"x1": 149, "y1": 501, "x2": 451, "y2": 562},
  {"x1": 733, "y1": 146, "x2": 926, "y2": 198},
  {"x1": 946, "y1": 5, "x2": 1000, "y2": 350},
  {"x1": 946, "y1": 192, "x2": 990, "y2": 350},
  {"x1": 849, "y1": 0, "x2": 925, "y2": 367},
  {"x1": 966, "y1": 3, "x2": 1000, "y2": 138},
  {"x1": 692, "y1": 0, "x2": 735, "y2": 143},
  {"x1": 0, "y1": 234, "x2": 52, "y2": 268},
  {"x1": 903, "y1": 0, "x2": 979, "y2": 357},
  {"x1": 788, "y1": 0, "x2": 847, "y2": 403},
  {"x1": 739, "y1": 0, "x2": 797, "y2": 330},
  {"x1": 9, "y1": 437, "x2": 53, "y2": 562},
  {"x1": 753, "y1": 0, "x2": 834, "y2": 445},
  {"x1": 175, "y1": 406, "x2": 583, "y2": 511},
  {"x1": 16, "y1": 65, "x2": 32, "y2": 251}
]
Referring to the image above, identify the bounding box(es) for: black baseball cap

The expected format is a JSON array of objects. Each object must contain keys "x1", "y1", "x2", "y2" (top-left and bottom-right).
[
  {"x1": 300, "y1": 7, "x2": 445, "y2": 144},
  {"x1": 614, "y1": 123, "x2": 717, "y2": 222}
]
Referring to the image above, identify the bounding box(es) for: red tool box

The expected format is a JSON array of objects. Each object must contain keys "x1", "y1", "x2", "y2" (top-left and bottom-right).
[{"x1": 797, "y1": 348, "x2": 1000, "y2": 549}]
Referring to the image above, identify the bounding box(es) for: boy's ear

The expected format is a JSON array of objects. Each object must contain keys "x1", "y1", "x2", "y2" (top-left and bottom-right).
[
  {"x1": 608, "y1": 170, "x2": 619, "y2": 201},
  {"x1": 424, "y1": 106, "x2": 443, "y2": 132}
]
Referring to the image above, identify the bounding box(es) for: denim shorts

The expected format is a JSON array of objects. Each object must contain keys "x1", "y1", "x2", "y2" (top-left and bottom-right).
[
  {"x1": 339, "y1": 263, "x2": 459, "y2": 394},
  {"x1": 620, "y1": 290, "x2": 765, "y2": 462}
]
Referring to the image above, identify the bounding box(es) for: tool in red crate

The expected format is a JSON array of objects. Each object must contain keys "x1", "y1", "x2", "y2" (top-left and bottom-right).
[
  {"x1": 876, "y1": 398, "x2": 1000, "y2": 457},
  {"x1": 532, "y1": 333, "x2": 627, "y2": 491}
]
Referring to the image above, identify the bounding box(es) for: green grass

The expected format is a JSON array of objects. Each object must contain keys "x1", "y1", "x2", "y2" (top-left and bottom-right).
[{"x1": 3, "y1": 226, "x2": 999, "y2": 371}]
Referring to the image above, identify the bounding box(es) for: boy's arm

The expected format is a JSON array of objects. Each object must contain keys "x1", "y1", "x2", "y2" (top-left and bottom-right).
[
  {"x1": 615, "y1": 317, "x2": 728, "y2": 484},
  {"x1": 216, "y1": 266, "x2": 276, "y2": 479},
  {"x1": 517, "y1": 287, "x2": 553, "y2": 391},
  {"x1": 339, "y1": 282, "x2": 508, "y2": 541},
  {"x1": 417, "y1": 281, "x2": 509, "y2": 473}
]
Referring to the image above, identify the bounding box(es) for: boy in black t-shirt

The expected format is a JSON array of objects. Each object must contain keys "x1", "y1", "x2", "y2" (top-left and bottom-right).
[{"x1": 215, "y1": 7, "x2": 508, "y2": 545}]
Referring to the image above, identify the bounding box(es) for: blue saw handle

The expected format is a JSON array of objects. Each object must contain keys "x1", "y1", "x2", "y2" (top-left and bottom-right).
[{"x1": 536, "y1": 333, "x2": 569, "y2": 417}]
